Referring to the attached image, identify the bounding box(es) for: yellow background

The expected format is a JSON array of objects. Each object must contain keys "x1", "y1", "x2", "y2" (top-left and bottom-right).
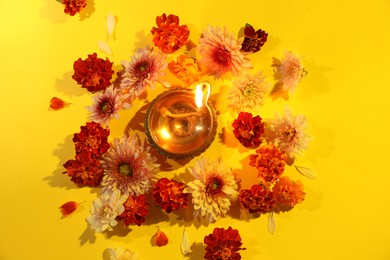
[{"x1": 1, "y1": 0, "x2": 390, "y2": 259}]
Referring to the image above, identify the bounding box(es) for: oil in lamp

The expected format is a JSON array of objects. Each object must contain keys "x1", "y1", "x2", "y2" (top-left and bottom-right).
[{"x1": 144, "y1": 82, "x2": 217, "y2": 160}]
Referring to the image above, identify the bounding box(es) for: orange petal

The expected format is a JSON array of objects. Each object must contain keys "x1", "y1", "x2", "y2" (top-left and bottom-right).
[
  {"x1": 59, "y1": 201, "x2": 79, "y2": 217},
  {"x1": 151, "y1": 228, "x2": 168, "y2": 247},
  {"x1": 50, "y1": 97, "x2": 69, "y2": 111}
]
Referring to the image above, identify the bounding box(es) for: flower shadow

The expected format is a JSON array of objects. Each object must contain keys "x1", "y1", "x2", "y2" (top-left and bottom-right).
[
  {"x1": 79, "y1": 224, "x2": 97, "y2": 245},
  {"x1": 105, "y1": 224, "x2": 132, "y2": 239},
  {"x1": 79, "y1": 0, "x2": 95, "y2": 21},
  {"x1": 40, "y1": 0, "x2": 68, "y2": 23},
  {"x1": 185, "y1": 242, "x2": 205, "y2": 260},
  {"x1": 55, "y1": 71, "x2": 86, "y2": 97},
  {"x1": 134, "y1": 30, "x2": 153, "y2": 51},
  {"x1": 299, "y1": 58, "x2": 332, "y2": 99}
]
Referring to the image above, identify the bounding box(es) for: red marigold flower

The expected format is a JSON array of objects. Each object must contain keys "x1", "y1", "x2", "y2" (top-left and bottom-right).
[
  {"x1": 204, "y1": 226, "x2": 246, "y2": 260},
  {"x1": 273, "y1": 176, "x2": 305, "y2": 212},
  {"x1": 232, "y1": 112, "x2": 264, "y2": 148},
  {"x1": 116, "y1": 194, "x2": 150, "y2": 226},
  {"x1": 239, "y1": 184, "x2": 275, "y2": 214},
  {"x1": 168, "y1": 54, "x2": 201, "y2": 84},
  {"x1": 63, "y1": 150, "x2": 104, "y2": 187},
  {"x1": 61, "y1": 0, "x2": 87, "y2": 16},
  {"x1": 151, "y1": 227, "x2": 169, "y2": 247},
  {"x1": 50, "y1": 97, "x2": 70, "y2": 111},
  {"x1": 72, "y1": 53, "x2": 114, "y2": 93},
  {"x1": 59, "y1": 201, "x2": 79, "y2": 217},
  {"x1": 152, "y1": 178, "x2": 188, "y2": 213},
  {"x1": 151, "y1": 13, "x2": 190, "y2": 53},
  {"x1": 72, "y1": 122, "x2": 110, "y2": 158},
  {"x1": 248, "y1": 144, "x2": 287, "y2": 183},
  {"x1": 240, "y1": 24, "x2": 268, "y2": 53}
]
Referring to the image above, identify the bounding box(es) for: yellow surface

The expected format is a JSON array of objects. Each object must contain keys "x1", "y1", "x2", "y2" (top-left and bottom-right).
[{"x1": 1, "y1": 0, "x2": 390, "y2": 259}]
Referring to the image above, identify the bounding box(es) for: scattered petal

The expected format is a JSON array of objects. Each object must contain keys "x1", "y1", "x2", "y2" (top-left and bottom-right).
[
  {"x1": 295, "y1": 165, "x2": 317, "y2": 179},
  {"x1": 151, "y1": 227, "x2": 168, "y2": 247},
  {"x1": 268, "y1": 211, "x2": 276, "y2": 234},
  {"x1": 98, "y1": 41, "x2": 113, "y2": 56},
  {"x1": 106, "y1": 247, "x2": 139, "y2": 260},
  {"x1": 50, "y1": 97, "x2": 69, "y2": 111},
  {"x1": 180, "y1": 228, "x2": 190, "y2": 255},
  {"x1": 106, "y1": 13, "x2": 117, "y2": 38},
  {"x1": 59, "y1": 201, "x2": 79, "y2": 217}
]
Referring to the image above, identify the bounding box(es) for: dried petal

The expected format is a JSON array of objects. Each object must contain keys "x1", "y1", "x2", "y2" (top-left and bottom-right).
[
  {"x1": 98, "y1": 41, "x2": 112, "y2": 56},
  {"x1": 268, "y1": 211, "x2": 276, "y2": 234},
  {"x1": 180, "y1": 228, "x2": 190, "y2": 255},
  {"x1": 50, "y1": 97, "x2": 69, "y2": 111},
  {"x1": 106, "y1": 13, "x2": 117, "y2": 37},
  {"x1": 59, "y1": 201, "x2": 79, "y2": 217},
  {"x1": 295, "y1": 165, "x2": 317, "y2": 179},
  {"x1": 151, "y1": 228, "x2": 168, "y2": 247}
]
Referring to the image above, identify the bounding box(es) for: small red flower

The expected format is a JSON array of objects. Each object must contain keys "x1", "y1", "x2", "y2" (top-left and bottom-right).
[
  {"x1": 116, "y1": 194, "x2": 150, "y2": 226},
  {"x1": 152, "y1": 178, "x2": 188, "y2": 213},
  {"x1": 59, "y1": 201, "x2": 79, "y2": 217},
  {"x1": 249, "y1": 144, "x2": 287, "y2": 183},
  {"x1": 72, "y1": 122, "x2": 110, "y2": 158},
  {"x1": 50, "y1": 97, "x2": 69, "y2": 111},
  {"x1": 151, "y1": 227, "x2": 169, "y2": 247},
  {"x1": 232, "y1": 112, "x2": 264, "y2": 148},
  {"x1": 204, "y1": 227, "x2": 246, "y2": 260},
  {"x1": 151, "y1": 13, "x2": 190, "y2": 53},
  {"x1": 239, "y1": 184, "x2": 275, "y2": 214},
  {"x1": 273, "y1": 176, "x2": 305, "y2": 212},
  {"x1": 72, "y1": 53, "x2": 114, "y2": 93},
  {"x1": 168, "y1": 54, "x2": 201, "y2": 84},
  {"x1": 63, "y1": 150, "x2": 104, "y2": 187},
  {"x1": 61, "y1": 0, "x2": 87, "y2": 16},
  {"x1": 240, "y1": 24, "x2": 268, "y2": 53}
]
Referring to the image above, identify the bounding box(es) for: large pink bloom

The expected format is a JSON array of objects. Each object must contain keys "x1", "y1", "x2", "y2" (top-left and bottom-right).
[{"x1": 198, "y1": 26, "x2": 252, "y2": 78}]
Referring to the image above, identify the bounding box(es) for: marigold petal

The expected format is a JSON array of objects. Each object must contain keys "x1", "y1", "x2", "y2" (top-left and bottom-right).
[
  {"x1": 50, "y1": 97, "x2": 69, "y2": 111},
  {"x1": 151, "y1": 228, "x2": 169, "y2": 247},
  {"x1": 59, "y1": 201, "x2": 79, "y2": 217}
]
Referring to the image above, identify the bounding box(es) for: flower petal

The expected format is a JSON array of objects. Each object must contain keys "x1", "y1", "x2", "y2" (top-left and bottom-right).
[
  {"x1": 59, "y1": 201, "x2": 79, "y2": 217},
  {"x1": 180, "y1": 228, "x2": 190, "y2": 255},
  {"x1": 50, "y1": 97, "x2": 69, "y2": 111},
  {"x1": 106, "y1": 13, "x2": 117, "y2": 37},
  {"x1": 151, "y1": 228, "x2": 168, "y2": 247},
  {"x1": 294, "y1": 165, "x2": 317, "y2": 179},
  {"x1": 98, "y1": 40, "x2": 112, "y2": 56},
  {"x1": 268, "y1": 211, "x2": 276, "y2": 235}
]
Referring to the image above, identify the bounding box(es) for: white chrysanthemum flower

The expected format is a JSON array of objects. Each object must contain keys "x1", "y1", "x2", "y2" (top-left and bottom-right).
[
  {"x1": 107, "y1": 247, "x2": 139, "y2": 260},
  {"x1": 228, "y1": 71, "x2": 270, "y2": 113},
  {"x1": 184, "y1": 157, "x2": 238, "y2": 222},
  {"x1": 87, "y1": 189, "x2": 128, "y2": 233},
  {"x1": 101, "y1": 134, "x2": 160, "y2": 196},
  {"x1": 264, "y1": 109, "x2": 309, "y2": 160}
]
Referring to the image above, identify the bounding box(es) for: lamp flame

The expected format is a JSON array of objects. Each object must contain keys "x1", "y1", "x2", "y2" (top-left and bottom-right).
[{"x1": 195, "y1": 82, "x2": 211, "y2": 109}]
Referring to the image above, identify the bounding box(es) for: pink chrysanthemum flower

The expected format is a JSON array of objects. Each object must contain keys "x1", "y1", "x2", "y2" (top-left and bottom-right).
[
  {"x1": 120, "y1": 47, "x2": 169, "y2": 96},
  {"x1": 184, "y1": 157, "x2": 239, "y2": 222},
  {"x1": 198, "y1": 26, "x2": 252, "y2": 78},
  {"x1": 87, "y1": 85, "x2": 132, "y2": 127},
  {"x1": 228, "y1": 71, "x2": 270, "y2": 113},
  {"x1": 101, "y1": 134, "x2": 160, "y2": 196},
  {"x1": 264, "y1": 109, "x2": 309, "y2": 161},
  {"x1": 272, "y1": 51, "x2": 307, "y2": 94}
]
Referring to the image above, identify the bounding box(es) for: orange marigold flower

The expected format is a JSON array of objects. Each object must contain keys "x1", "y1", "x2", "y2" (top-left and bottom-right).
[
  {"x1": 273, "y1": 176, "x2": 305, "y2": 212},
  {"x1": 116, "y1": 194, "x2": 150, "y2": 226},
  {"x1": 249, "y1": 144, "x2": 287, "y2": 183},
  {"x1": 151, "y1": 227, "x2": 169, "y2": 247},
  {"x1": 151, "y1": 13, "x2": 190, "y2": 53},
  {"x1": 50, "y1": 97, "x2": 70, "y2": 111},
  {"x1": 152, "y1": 178, "x2": 188, "y2": 213},
  {"x1": 72, "y1": 122, "x2": 110, "y2": 158},
  {"x1": 72, "y1": 53, "x2": 114, "y2": 93},
  {"x1": 61, "y1": 0, "x2": 87, "y2": 16},
  {"x1": 240, "y1": 24, "x2": 268, "y2": 53},
  {"x1": 239, "y1": 184, "x2": 275, "y2": 214},
  {"x1": 168, "y1": 54, "x2": 201, "y2": 84},
  {"x1": 63, "y1": 150, "x2": 104, "y2": 187},
  {"x1": 59, "y1": 201, "x2": 79, "y2": 217},
  {"x1": 204, "y1": 227, "x2": 246, "y2": 260},
  {"x1": 232, "y1": 112, "x2": 264, "y2": 148}
]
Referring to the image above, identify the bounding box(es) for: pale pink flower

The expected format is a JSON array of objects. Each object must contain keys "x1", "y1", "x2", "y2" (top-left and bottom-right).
[
  {"x1": 183, "y1": 157, "x2": 239, "y2": 222},
  {"x1": 120, "y1": 47, "x2": 170, "y2": 96},
  {"x1": 106, "y1": 247, "x2": 139, "y2": 260},
  {"x1": 87, "y1": 85, "x2": 131, "y2": 127},
  {"x1": 272, "y1": 51, "x2": 307, "y2": 94},
  {"x1": 228, "y1": 71, "x2": 270, "y2": 113},
  {"x1": 101, "y1": 134, "x2": 160, "y2": 196},
  {"x1": 264, "y1": 109, "x2": 309, "y2": 160},
  {"x1": 198, "y1": 26, "x2": 252, "y2": 78},
  {"x1": 86, "y1": 189, "x2": 128, "y2": 233}
]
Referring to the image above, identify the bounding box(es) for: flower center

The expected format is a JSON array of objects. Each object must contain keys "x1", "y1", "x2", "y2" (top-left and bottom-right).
[
  {"x1": 207, "y1": 177, "x2": 223, "y2": 195},
  {"x1": 242, "y1": 87, "x2": 253, "y2": 97},
  {"x1": 214, "y1": 48, "x2": 231, "y2": 65},
  {"x1": 100, "y1": 101, "x2": 108, "y2": 112},
  {"x1": 119, "y1": 163, "x2": 132, "y2": 176},
  {"x1": 220, "y1": 248, "x2": 232, "y2": 259},
  {"x1": 85, "y1": 136, "x2": 99, "y2": 149}
]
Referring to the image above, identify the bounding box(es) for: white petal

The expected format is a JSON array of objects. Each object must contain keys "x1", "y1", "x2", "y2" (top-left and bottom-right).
[
  {"x1": 106, "y1": 13, "x2": 117, "y2": 37},
  {"x1": 98, "y1": 41, "x2": 112, "y2": 56},
  {"x1": 295, "y1": 165, "x2": 317, "y2": 179},
  {"x1": 180, "y1": 228, "x2": 190, "y2": 255},
  {"x1": 268, "y1": 211, "x2": 276, "y2": 235}
]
